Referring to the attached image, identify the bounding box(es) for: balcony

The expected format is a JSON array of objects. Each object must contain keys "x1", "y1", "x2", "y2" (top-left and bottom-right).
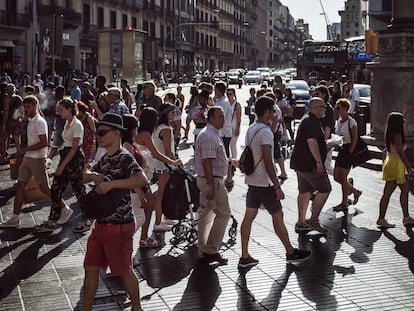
[
  {"x1": 38, "y1": 5, "x2": 82, "y2": 28},
  {"x1": 0, "y1": 10, "x2": 29, "y2": 28}
]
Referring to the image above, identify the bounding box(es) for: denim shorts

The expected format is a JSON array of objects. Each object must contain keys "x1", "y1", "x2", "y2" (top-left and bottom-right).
[{"x1": 246, "y1": 185, "x2": 282, "y2": 214}]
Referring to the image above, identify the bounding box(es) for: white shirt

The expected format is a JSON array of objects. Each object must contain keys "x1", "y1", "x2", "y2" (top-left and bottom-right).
[
  {"x1": 215, "y1": 95, "x2": 233, "y2": 137},
  {"x1": 62, "y1": 117, "x2": 84, "y2": 147},
  {"x1": 348, "y1": 88, "x2": 360, "y2": 113},
  {"x1": 273, "y1": 104, "x2": 283, "y2": 136},
  {"x1": 152, "y1": 124, "x2": 174, "y2": 170},
  {"x1": 244, "y1": 122, "x2": 274, "y2": 187},
  {"x1": 335, "y1": 117, "x2": 357, "y2": 144},
  {"x1": 26, "y1": 114, "x2": 48, "y2": 158}
]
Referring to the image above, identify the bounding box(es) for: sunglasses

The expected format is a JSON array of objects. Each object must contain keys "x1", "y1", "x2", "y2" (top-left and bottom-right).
[{"x1": 96, "y1": 129, "x2": 116, "y2": 137}]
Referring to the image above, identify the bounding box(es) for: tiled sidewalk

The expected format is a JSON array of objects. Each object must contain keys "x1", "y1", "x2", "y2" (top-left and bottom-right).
[{"x1": 1, "y1": 143, "x2": 414, "y2": 310}]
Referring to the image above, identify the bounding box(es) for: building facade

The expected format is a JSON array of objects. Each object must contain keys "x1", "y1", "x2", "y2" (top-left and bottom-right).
[
  {"x1": 339, "y1": 0, "x2": 365, "y2": 39},
  {"x1": 0, "y1": 0, "x2": 312, "y2": 83}
]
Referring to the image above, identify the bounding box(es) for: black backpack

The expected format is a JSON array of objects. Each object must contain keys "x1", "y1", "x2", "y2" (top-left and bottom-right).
[{"x1": 239, "y1": 126, "x2": 267, "y2": 175}]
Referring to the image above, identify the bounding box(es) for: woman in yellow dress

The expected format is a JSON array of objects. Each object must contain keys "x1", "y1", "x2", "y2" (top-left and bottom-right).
[{"x1": 377, "y1": 112, "x2": 414, "y2": 228}]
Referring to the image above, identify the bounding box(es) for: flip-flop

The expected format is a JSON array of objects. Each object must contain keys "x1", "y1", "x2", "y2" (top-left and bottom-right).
[
  {"x1": 353, "y1": 190, "x2": 362, "y2": 205},
  {"x1": 278, "y1": 175, "x2": 288, "y2": 181},
  {"x1": 139, "y1": 238, "x2": 161, "y2": 248}
]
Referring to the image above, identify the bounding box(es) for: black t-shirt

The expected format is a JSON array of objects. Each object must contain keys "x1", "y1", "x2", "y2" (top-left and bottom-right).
[
  {"x1": 320, "y1": 102, "x2": 335, "y2": 137},
  {"x1": 290, "y1": 112, "x2": 327, "y2": 172},
  {"x1": 144, "y1": 95, "x2": 162, "y2": 112}
]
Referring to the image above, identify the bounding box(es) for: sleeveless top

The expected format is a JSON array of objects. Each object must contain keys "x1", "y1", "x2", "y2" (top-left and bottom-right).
[{"x1": 152, "y1": 124, "x2": 174, "y2": 171}]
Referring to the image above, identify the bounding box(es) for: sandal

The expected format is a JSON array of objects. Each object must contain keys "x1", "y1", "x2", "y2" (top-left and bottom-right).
[
  {"x1": 139, "y1": 238, "x2": 161, "y2": 248},
  {"x1": 333, "y1": 203, "x2": 348, "y2": 212},
  {"x1": 353, "y1": 190, "x2": 362, "y2": 205},
  {"x1": 376, "y1": 219, "x2": 395, "y2": 228},
  {"x1": 278, "y1": 175, "x2": 288, "y2": 181}
]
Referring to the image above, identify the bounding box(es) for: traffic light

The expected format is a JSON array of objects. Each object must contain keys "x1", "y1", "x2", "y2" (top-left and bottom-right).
[{"x1": 365, "y1": 28, "x2": 378, "y2": 55}]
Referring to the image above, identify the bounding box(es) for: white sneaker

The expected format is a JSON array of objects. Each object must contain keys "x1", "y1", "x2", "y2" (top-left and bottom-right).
[
  {"x1": 0, "y1": 216, "x2": 20, "y2": 228},
  {"x1": 56, "y1": 205, "x2": 73, "y2": 225},
  {"x1": 154, "y1": 223, "x2": 173, "y2": 231}
]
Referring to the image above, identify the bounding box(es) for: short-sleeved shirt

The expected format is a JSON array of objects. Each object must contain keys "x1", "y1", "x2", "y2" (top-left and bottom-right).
[
  {"x1": 194, "y1": 124, "x2": 228, "y2": 178},
  {"x1": 26, "y1": 114, "x2": 48, "y2": 158},
  {"x1": 144, "y1": 95, "x2": 162, "y2": 112},
  {"x1": 290, "y1": 112, "x2": 327, "y2": 172},
  {"x1": 244, "y1": 122, "x2": 275, "y2": 187},
  {"x1": 335, "y1": 117, "x2": 357, "y2": 144},
  {"x1": 273, "y1": 104, "x2": 283, "y2": 136},
  {"x1": 70, "y1": 86, "x2": 81, "y2": 100},
  {"x1": 62, "y1": 116, "x2": 84, "y2": 147},
  {"x1": 215, "y1": 96, "x2": 233, "y2": 138},
  {"x1": 320, "y1": 102, "x2": 335, "y2": 136},
  {"x1": 93, "y1": 148, "x2": 142, "y2": 224},
  {"x1": 108, "y1": 99, "x2": 130, "y2": 116}
]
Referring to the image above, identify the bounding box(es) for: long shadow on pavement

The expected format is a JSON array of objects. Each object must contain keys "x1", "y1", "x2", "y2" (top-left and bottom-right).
[
  {"x1": 382, "y1": 226, "x2": 414, "y2": 274},
  {"x1": 173, "y1": 261, "x2": 221, "y2": 311},
  {"x1": 0, "y1": 229, "x2": 78, "y2": 300}
]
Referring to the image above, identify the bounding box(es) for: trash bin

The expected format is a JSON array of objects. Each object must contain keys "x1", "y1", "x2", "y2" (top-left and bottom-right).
[{"x1": 357, "y1": 113, "x2": 366, "y2": 136}]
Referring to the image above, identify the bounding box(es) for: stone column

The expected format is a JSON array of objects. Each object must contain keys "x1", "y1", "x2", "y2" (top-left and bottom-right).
[{"x1": 368, "y1": 0, "x2": 414, "y2": 161}]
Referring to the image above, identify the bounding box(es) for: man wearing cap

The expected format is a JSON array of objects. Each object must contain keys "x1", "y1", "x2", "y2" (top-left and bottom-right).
[
  {"x1": 107, "y1": 87, "x2": 129, "y2": 116},
  {"x1": 82, "y1": 112, "x2": 147, "y2": 311},
  {"x1": 70, "y1": 78, "x2": 81, "y2": 101},
  {"x1": 142, "y1": 81, "x2": 162, "y2": 112}
]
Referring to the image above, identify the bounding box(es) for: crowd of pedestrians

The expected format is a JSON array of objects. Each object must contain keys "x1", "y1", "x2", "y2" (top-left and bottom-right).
[{"x1": 0, "y1": 72, "x2": 413, "y2": 310}]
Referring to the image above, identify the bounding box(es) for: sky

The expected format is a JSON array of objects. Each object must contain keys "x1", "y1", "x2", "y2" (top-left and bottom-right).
[{"x1": 281, "y1": 0, "x2": 345, "y2": 40}]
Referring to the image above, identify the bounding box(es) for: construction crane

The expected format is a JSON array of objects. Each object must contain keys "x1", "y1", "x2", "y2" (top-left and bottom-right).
[{"x1": 318, "y1": 0, "x2": 336, "y2": 40}]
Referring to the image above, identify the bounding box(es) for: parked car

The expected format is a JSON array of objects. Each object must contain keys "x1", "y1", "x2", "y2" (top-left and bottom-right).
[{"x1": 244, "y1": 71, "x2": 262, "y2": 85}]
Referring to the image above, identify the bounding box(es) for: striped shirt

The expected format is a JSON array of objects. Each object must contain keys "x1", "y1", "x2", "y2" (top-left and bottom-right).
[{"x1": 194, "y1": 124, "x2": 228, "y2": 178}]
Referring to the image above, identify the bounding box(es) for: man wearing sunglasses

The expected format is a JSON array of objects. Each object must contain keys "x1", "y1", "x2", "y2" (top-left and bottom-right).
[
  {"x1": 290, "y1": 97, "x2": 331, "y2": 234},
  {"x1": 82, "y1": 112, "x2": 148, "y2": 311}
]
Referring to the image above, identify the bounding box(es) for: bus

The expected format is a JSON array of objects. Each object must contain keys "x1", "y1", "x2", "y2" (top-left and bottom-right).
[{"x1": 297, "y1": 37, "x2": 371, "y2": 84}]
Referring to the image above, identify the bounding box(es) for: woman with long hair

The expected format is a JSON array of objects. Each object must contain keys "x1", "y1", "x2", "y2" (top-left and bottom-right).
[
  {"x1": 184, "y1": 86, "x2": 199, "y2": 139},
  {"x1": 36, "y1": 99, "x2": 87, "y2": 232},
  {"x1": 332, "y1": 98, "x2": 362, "y2": 211},
  {"x1": 77, "y1": 101, "x2": 96, "y2": 164},
  {"x1": 135, "y1": 107, "x2": 181, "y2": 235},
  {"x1": 377, "y1": 112, "x2": 414, "y2": 227},
  {"x1": 121, "y1": 114, "x2": 159, "y2": 250}
]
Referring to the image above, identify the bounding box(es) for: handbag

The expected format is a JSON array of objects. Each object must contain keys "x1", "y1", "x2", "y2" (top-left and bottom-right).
[
  {"x1": 80, "y1": 187, "x2": 129, "y2": 219},
  {"x1": 348, "y1": 118, "x2": 371, "y2": 167}
]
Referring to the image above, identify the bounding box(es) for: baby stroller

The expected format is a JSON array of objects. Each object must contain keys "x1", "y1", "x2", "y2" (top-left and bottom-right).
[{"x1": 162, "y1": 166, "x2": 238, "y2": 246}]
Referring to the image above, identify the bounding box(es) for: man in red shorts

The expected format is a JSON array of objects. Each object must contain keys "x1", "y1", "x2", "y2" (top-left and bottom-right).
[{"x1": 82, "y1": 113, "x2": 148, "y2": 311}]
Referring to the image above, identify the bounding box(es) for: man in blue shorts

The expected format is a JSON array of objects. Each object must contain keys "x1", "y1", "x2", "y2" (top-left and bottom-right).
[{"x1": 238, "y1": 96, "x2": 311, "y2": 268}]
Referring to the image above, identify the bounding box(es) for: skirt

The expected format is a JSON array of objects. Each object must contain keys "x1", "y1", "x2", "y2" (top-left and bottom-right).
[{"x1": 382, "y1": 153, "x2": 407, "y2": 184}]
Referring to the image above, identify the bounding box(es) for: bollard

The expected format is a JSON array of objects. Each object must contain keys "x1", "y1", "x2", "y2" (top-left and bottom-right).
[{"x1": 357, "y1": 113, "x2": 366, "y2": 136}]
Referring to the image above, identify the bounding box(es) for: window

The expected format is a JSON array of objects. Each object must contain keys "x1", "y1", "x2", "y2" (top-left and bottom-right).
[
  {"x1": 65, "y1": 0, "x2": 72, "y2": 8},
  {"x1": 97, "y1": 7, "x2": 104, "y2": 28},
  {"x1": 346, "y1": 31, "x2": 350, "y2": 36},
  {"x1": 110, "y1": 11, "x2": 116, "y2": 28},
  {"x1": 122, "y1": 14, "x2": 127, "y2": 29},
  {"x1": 143, "y1": 20, "x2": 148, "y2": 32},
  {"x1": 132, "y1": 17, "x2": 137, "y2": 29},
  {"x1": 83, "y1": 4, "x2": 90, "y2": 25},
  {"x1": 355, "y1": 31, "x2": 359, "y2": 36},
  {"x1": 150, "y1": 22, "x2": 155, "y2": 39},
  {"x1": 160, "y1": 25, "x2": 164, "y2": 42},
  {"x1": 355, "y1": 22, "x2": 359, "y2": 27}
]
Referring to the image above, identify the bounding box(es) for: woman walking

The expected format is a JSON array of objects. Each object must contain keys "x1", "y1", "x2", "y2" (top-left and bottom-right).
[
  {"x1": 77, "y1": 101, "x2": 96, "y2": 164},
  {"x1": 36, "y1": 99, "x2": 86, "y2": 232},
  {"x1": 377, "y1": 112, "x2": 414, "y2": 228},
  {"x1": 332, "y1": 98, "x2": 362, "y2": 211},
  {"x1": 135, "y1": 107, "x2": 181, "y2": 235}
]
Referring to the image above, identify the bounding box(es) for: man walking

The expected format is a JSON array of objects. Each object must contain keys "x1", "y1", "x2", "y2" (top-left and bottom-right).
[
  {"x1": 82, "y1": 113, "x2": 147, "y2": 311},
  {"x1": 0, "y1": 95, "x2": 50, "y2": 228},
  {"x1": 290, "y1": 97, "x2": 331, "y2": 234},
  {"x1": 239, "y1": 96, "x2": 311, "y2": 268},
  {"x1": 194, "y1": 106, "x2": 231, "y2": 265}
]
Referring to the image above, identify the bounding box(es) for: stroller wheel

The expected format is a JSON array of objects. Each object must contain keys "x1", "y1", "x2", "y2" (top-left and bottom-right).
[
  {"x1": 170, "y1": 236, "x2": 178, "y2": 245},
  {"x1": 228, "y1": 227, "x2": 237, "y2": 240},
  {"x1": 186, "y1": 229, "x2": 198, "y2": 245}
]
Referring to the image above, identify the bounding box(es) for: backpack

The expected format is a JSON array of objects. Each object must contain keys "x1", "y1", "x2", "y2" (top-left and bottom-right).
[{"x1": 239, "y1": 126, "x2": 267, "y2": 175}]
